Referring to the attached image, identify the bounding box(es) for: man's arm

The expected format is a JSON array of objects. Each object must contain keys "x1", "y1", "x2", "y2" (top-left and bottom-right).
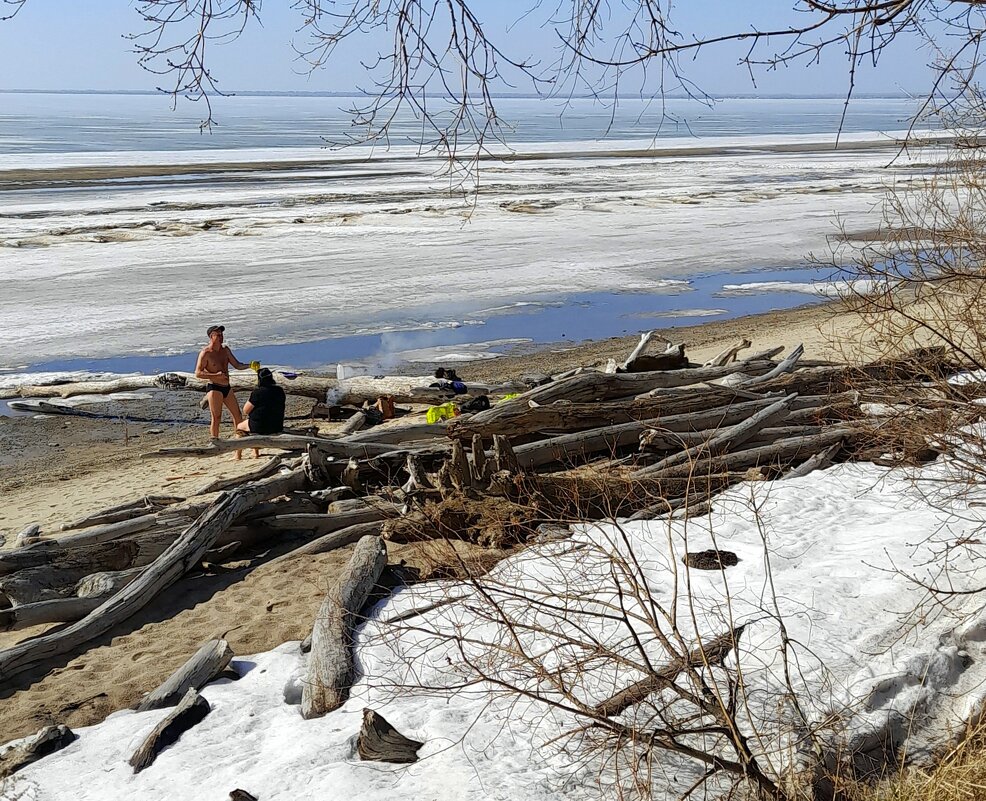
[
  {"x1": 225, "y1": 347, "x2": 249, "y2": 371},
  {"x1": 243, "y1": 400, "x2": 255, "y2": 415},
  {"x1": 194, "y1": 350, "x2": 225, "y2": 381}
]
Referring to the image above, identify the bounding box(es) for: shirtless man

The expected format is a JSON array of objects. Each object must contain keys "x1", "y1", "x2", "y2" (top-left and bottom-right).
[{"x1": 194, "y1": 325, "x2": 251, "y2": 445}]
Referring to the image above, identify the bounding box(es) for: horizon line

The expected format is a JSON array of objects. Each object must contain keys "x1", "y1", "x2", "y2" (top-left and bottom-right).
[{"x1": 0, "y1": 88, "x2": 923, "y2": 101}]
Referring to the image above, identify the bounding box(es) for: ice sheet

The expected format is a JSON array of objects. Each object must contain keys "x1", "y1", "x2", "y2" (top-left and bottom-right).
[{"x1": 0, "y1": 132, "x2": 937, "y2": 365}]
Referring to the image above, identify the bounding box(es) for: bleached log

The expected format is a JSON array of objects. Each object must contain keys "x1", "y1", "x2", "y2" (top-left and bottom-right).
[
  {"x1": 704, "y1": 338, "x2": 752, "y2": 367},
  {"x1": 357, "y1": 708, "x2": 423, "y2": 763},
  {"x1": 448, "y1": 388, "x2": 770, "y2": 440},
  {"x1": 243, "y1": 494, "x2": 321, "y2": 522},
  {"x1": 728, "y1": 343, "x2": 805, "y2": 388},
  {"x1": 129, "y1": 688, "x2": 211, "y2": 774},
  {"x1": 631, "y1": 426, "x2": 859, "y2": 480},
  {"x1": 59, "y1": 495, "x2": 184, "y2": 531},
  {"x1": 309, "y1": 487, "x2": 354, "y2": 504},
  {"x1": 465, "y1": 360, "x2": 779, "y2": 429},
  {"x1": 437, "y1": 440, "x2": 471, "y2": 496},
  {"x1": 269, "y1": 521, "x2": 385, "y2": 564},
  {"x1": 470, "y1": 434, "x2": 490, "y2": 486},
  {"x1": 302, "y1": 535, "x2": 388, "y2": 719},
  {"x1": 194, "y1": 456, "x2": 283, "y2": 495},
  {"x1": 0, "y1": 375, "x2": 168, "y2": 400},
  {"x1": 635, "y1": 394, "x2": 797, "y2": 475},
  {"x1": 264, "y1": 503, "x2": 400, "y2": 533},
  {"x1": 0, "y1": 724, "x2": 76, "y2": 778},
  {"x1": 144, "y1": 435, "x2": 398, "y2": 459},
  {"x1": 43, "y1": 514, "x2": 165, "y2": 550},
  {"x1": 0, "y1": 371, "x2": 525, "y2": 405},
  {"x1": 13, "y1": 523, "x2": 40, "y2": 548},
  {"x1": 339, "y1": 411, "x2": 367, "y2": 435},
  {"x1": 0, "y1": 527, "x2": 181, "y2": 580},
  {"x1": 342, "y1": 420, "x2": 448, "y2": 445},
  {"x1": 639, "y1": 423, "x2": 823, "y2": 455},
  {"x1": 0, "y1": 468, "x2": 305, "y2": 686},
  {"x1": 406, "y1": 454, "x2": 434, "y2": 491},
  {"x1": 136, "y1": 639, "x2": 233, "y2": 712},
  {"x1": 784, "y1": 443, "x2": 842, "y2": 479},
  {"x1": 0, "y1": 597, "x2": 106, "y2": 631},
  {"x1": 341, "y1": 457, "x2": 363, "y2": 493},
  {"x1": 593, "y1": 626, "x2": 746, "y2": 717},
  {"x1": 623, "y1": 341, "x2": 688, "y2": 373},
  {"x1": 531, "y1": 360, "x2": 777, "y2": 404},
  {"x1": 74, "y1": 566, "x2": 144, "y2": 598},
  {"x1": 492, "y1": 435, "x2": 521, "y2": 474},
  {"x1": 326, "y1": 497, "x2": 386, "y2": 514},
  {"x1": 621, "y1": 330, "x2": 659, "y2": 370},
  {"x1": 512, "y1": 397, "x2": 779, "y2": 470}
]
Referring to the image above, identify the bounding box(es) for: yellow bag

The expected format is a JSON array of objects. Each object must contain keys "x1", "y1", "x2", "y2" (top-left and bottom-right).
[{"x1": 426, "y1": 402, "x2": 457, "y2": 424}]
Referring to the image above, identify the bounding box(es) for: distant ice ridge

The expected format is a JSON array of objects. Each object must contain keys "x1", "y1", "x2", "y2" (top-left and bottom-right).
[
  {"x1": 0, "y1": 129, "x2": 941, "y2": 172},
  {"x1": 396, "y1": 338, "x2": 532, "y2": 363},
  {"x1": 11, "y1": 459, "x2": 986, "y2": 801},
  {"x1": 719, "y1": 279, "x2": 879, "y2": 297}
]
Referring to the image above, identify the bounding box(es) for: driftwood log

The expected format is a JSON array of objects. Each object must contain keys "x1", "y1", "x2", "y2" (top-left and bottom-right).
[
  {"x1": 59, "y1": 494, "x2": 183, "y2": 531},
  {"x1": 302, "y1": 535, "x2": 388, "y2": 719},
  {"x1": 467, "y1": 360, "x2": 780, "y2": 426},
  {"x1": 0, "y1": 468, "x2": 304, "y2": 687},
  {"x1": 145, "y1": 435, "x2": 399, "y2": 459},
  {"x1": 631, "y1": 426, "x2": 860, "y2": 480},
  {"x1": 194, "y1": 456, "x2": 283, "y2": 495},
  {"x1": 270, "y1": 521, "x2": 385, "y2": 564},
  {"x1": 0, "y1": 371, "x2": 523, "y2": 404},
  {"x1": 635, "y1": 394, "x2": 797, "y2": 475},
  {"x1": 136, "y1": 639, "x2": 234, "y2": 712},
  {"x1": 74, "y1": 566, "x2": 145, "y2": 598},
  {"x1": 357, "y1": 708, "x2": 424, "y2": 763},
  {"x1": 593, "y1": 626, "x2": 746, "y2": 717},
  {"x1": 264, "y1": 503, "x2": 400, "y2": 533},
  {"x1": 0, "y1": 724, "x2": 77, "y2": 779},
  {"x1": 0, "y1": 527, "x2": 181, "y2": 581},
  {"x1": 446, "y1": 386, "x2": 844, "y2": 442},
  {"x1": 510, "y1": 397, "x2": 781, "y2": 471},
  {"x1": 0, "y1": 597, "x2": 106, "y2": 632},
  {"x1": 130, "y1": 688, "x2": 211, "y2": 774}
]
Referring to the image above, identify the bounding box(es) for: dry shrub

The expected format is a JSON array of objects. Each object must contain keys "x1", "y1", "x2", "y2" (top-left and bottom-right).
[{"x1": 844, "y1": 724, "x2": 986, "y2": 801}]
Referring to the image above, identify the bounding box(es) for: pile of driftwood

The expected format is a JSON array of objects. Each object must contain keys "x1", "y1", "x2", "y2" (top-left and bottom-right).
[{"x1": 0, "y1": 334, "x2": 962, "y2": 781}]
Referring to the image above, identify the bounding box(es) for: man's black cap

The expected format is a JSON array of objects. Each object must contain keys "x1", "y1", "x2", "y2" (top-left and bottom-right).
[
  {"x1": 207, "y1": 325, "x2": 225, "y2": 336},
  {"x1": 257, "y1": 367, "x2": 275, "y2": 385}
]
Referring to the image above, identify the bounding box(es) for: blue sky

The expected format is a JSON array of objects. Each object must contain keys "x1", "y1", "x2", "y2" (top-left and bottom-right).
[{"x1": 0, "y1": 1, "x2": 934, "y2": 96}]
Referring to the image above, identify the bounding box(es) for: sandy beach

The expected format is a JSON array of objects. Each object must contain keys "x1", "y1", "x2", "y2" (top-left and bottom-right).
[{"x1": 0, "y1": 299, "x2": 855, "y2": 742}]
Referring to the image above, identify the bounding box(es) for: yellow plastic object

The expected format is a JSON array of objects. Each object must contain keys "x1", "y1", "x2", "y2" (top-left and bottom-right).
[
  {"x1": 249, "y1": 360, "x2": 261, "y2": 371},
  {"x1": 499, "y1": 393, "x2": 521, "y2": 402},
  {"x1": 426, "y1": 402, "x2": 457, "y2": 424}
]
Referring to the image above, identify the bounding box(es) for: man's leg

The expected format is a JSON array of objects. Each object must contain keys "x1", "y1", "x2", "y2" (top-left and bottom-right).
[
  {"x1": 223, "y1": 390, "x2": 246, "y2": 460},
  {"x1": 207, "y1": 390, "x2": 223, "y2": 438}
]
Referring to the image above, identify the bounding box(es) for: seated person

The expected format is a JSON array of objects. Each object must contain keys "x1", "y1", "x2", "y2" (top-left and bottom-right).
[
  {"x1": 430, "y1": 367, "x2": 467, "y2": 395},
  {"x1": 236, "y1": 368, "x2": 286, "y2": 435}
]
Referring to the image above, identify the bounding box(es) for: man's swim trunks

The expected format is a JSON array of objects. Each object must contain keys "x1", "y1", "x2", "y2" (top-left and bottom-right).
[{"x1": 206, "y1": 382, "x2": 231, "y2": 397}]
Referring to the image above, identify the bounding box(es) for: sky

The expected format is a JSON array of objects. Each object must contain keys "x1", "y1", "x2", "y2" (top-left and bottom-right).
[{"x1": 0, "y1": 1, "x2": 935, "y2": 97}]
